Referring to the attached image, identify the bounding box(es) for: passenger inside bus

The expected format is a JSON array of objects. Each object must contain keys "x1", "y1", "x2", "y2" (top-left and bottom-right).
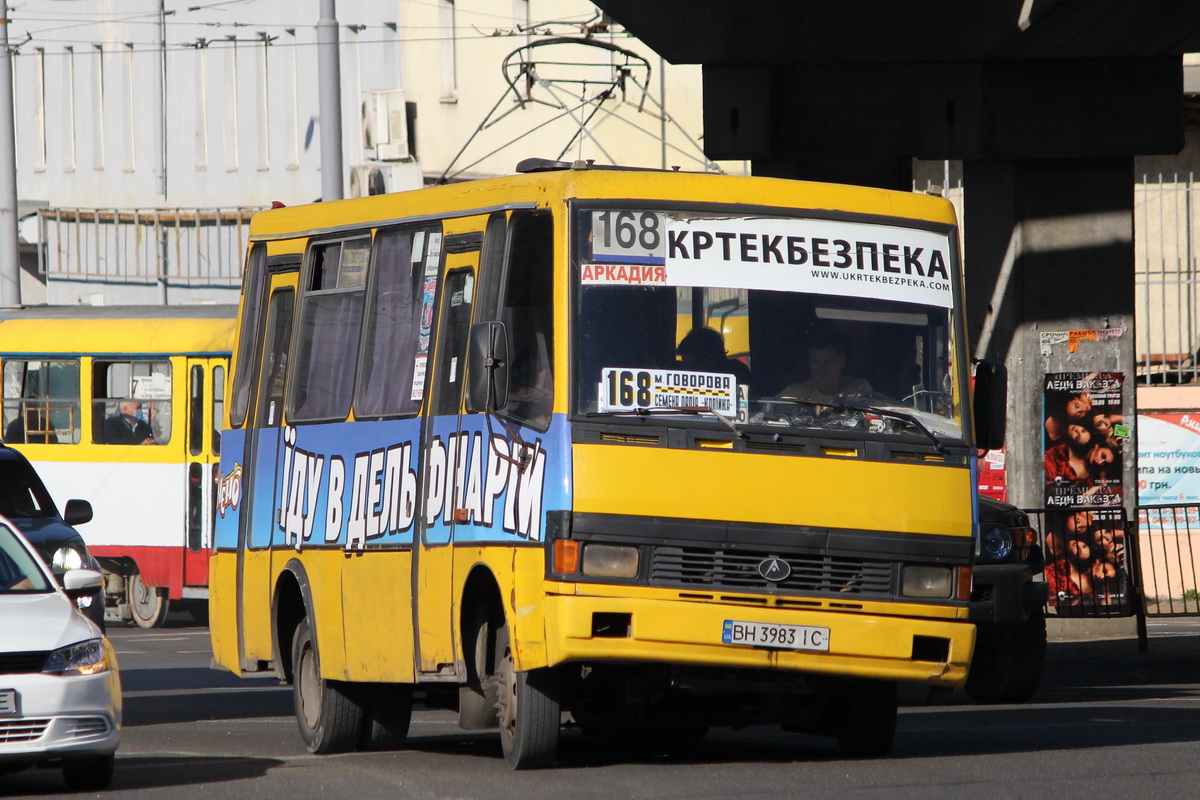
[
  {"x1": 103, "y1": 400, "x2": 156, "y2": 445},
  {"x1": 676, "y1": 327, "x2": 751, "y2": 385},
  {"x1": 777, "y1": 329, "x2": 871, "y2": 404}
]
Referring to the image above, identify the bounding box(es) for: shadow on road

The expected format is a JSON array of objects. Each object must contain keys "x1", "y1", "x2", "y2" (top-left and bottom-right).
[{"x1": 0, "y1": 755, "x2": 284, "y2": 795}]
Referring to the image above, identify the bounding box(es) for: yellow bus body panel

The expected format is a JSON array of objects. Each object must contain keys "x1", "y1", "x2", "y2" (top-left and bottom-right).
[
  {"x1": 543, "y1": 591, "x2": 973, "y2": 687},
  {"x1": 341, "y1": 550, "x2": 417, "y2": 682},
  {"x1": 208, "y1": 551, "x2": 240, "y2": 673},
  {"x1": 572, "y1": 444, "x2": 972, "y2": 537},
  {"x1": 239, "y1": 549, "x2": 275, "y2": 664}
]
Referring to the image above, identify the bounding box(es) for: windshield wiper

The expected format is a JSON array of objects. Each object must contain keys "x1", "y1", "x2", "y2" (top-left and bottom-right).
[
  {"x1": 585, "y1": 405, "x2": 747, "y2": 438},
  {"x1": 774, "y1": 395, "x2": 947, "y2": 453}
]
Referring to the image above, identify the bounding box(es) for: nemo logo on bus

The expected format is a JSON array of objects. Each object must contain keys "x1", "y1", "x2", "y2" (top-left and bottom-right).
[{"x1": 217, "y1": 463, "x2": 243, "y2": 518}]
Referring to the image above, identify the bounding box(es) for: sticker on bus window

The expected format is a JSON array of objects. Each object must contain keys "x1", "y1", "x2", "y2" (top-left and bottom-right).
[
  {"x1": 424, "y1": 232, "x2": 442, "y2": 276},
  {"x1": 599, "y1": 367, "x2": 737, "y2": 415},
  {"x1": 411, "y1": 355, "x2": 427, "y2": 402}
]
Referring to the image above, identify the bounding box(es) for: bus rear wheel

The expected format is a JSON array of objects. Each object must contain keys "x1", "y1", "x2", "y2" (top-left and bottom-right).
[
  {"x1": 128, "y1": 573, "x2": 169, "y2": 628},
  {"x1": 291, "y1": 618, "x2": 363, "y2": 753},
  {"x1": 495, "y1": 623, "x2": 560, "y2": 769}
]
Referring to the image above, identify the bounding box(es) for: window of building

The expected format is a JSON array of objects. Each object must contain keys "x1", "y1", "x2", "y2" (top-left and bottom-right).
[{"x1": 439, "y1": 0, "x2": 457, "y2": 102}]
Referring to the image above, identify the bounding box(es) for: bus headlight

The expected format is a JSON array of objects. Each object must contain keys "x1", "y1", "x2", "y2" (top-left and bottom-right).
[
  {"x1": 582, "y1": 544, "x2": 639, "y2": 579},
  {"x1": 52, "y1": 545, "x2": 86, "y2": 572},
  {"x1": 981, "y1": 525, "x2": 1014, "y2": 561},
  {"x1": 902, "y1": 565, "x2": 953, "y2": 599}
]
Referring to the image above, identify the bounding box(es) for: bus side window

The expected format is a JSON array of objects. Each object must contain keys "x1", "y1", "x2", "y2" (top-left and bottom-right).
[
  {"x1": 289, "y1": 237, "x2": 369, "y2": 422},
  {"x1": 92, "y1": 360, "x2": 172, "y2": 445},
  {"x1": 499, "y1": 211, "x2": 554, "y2": 431},
  {"x1": 355, "y1": 226, "x2": 432, "y2": 418},
  {"x1": 2, "y1": 358, "x2": 82, "y2": 444}
]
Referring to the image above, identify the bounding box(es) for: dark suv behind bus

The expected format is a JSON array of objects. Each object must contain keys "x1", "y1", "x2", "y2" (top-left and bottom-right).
[
  {"x1": 967, "y1": 495, "x2": 1048, "y2": 703},
  {"x1": 0, "y1": 444, "x2": 104, "y2": 629}
]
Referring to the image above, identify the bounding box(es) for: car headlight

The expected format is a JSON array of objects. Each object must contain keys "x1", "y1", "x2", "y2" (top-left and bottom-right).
[
  {"x1": 981, "y1": 525, "x2": 1014, "y2": 561},
  {"x1": 42, "y1": 638, "x2": 110, "y2": 676},
  {"x1": 51, "y1": 545, "x2": 86, "y2": 572}
]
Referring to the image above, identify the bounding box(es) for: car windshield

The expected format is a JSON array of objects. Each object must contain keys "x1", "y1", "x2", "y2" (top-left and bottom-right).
[
  {"x1": 0, "y1": 523, "x2": 53, "y2": 593},
  {"x1": 573, "y1": 206, "x2": 963, "y2": 440},
  {"x1": 0, "y1": 459, "x2": 58, "y2": 519}
]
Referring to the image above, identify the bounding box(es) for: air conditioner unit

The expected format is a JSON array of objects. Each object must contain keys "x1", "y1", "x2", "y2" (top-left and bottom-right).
[
  {"x1": 361, "y1": 89, "x2": 411, "y2": 162},
  {"x1": 348, "y1": 162, "x2": 425, "y2": 198}
]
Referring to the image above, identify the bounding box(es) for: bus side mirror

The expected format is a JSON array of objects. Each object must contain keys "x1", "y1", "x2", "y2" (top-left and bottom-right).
[
  {"x1": 972, "y1": 361, "x2": 1007, "y2": 451},
  {"x1": 467, "y1": 321, "x2": 509, "y2": 412}
]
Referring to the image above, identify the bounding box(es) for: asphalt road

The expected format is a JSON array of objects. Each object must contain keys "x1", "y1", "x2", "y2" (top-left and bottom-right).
[{"x1": 4, "y1": 615, "x2": 1200, "y2": 799}]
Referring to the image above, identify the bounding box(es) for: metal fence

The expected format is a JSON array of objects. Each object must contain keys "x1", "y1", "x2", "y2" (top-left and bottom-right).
[
  {"x1": 1135, "y1": 171, "x2": 1200, "y2": 385},
  {"x1": 1025, "y1": 506, "x2": 1137, "y2": 618},
  {"x1": 1136, "y1": 504, "x2": 1200, "y2": 615},
  {"x1": 37, "y1": 207, "x2": 260, "y2": 289},
  {"x1": 1021, "y1": 503, "x2": 1200, "y2": 619}
]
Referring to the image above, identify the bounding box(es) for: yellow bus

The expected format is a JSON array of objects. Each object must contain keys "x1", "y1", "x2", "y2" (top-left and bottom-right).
[
  {"x1": 0, "y1": 305, "x2": 236, "y2": 626},
  {"x1": 209, "y1": 159, "x2": 1005, "y2": 767}
]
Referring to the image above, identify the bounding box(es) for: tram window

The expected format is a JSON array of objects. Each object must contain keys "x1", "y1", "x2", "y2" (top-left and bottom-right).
[
  {"x1": 92, "y1": 360, "x2": 172, "y2": 445},
  {"x1": 2, "y1": 359, "x2": 82, "y2": 445}
]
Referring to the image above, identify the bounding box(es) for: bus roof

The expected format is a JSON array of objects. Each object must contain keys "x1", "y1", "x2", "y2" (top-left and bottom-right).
[
  {"x1": 248, "y1": 164, "x2": 958, "y2": 242},
  {"x1": 0, "y1": 305, "x2": 237, "y2": 357}
]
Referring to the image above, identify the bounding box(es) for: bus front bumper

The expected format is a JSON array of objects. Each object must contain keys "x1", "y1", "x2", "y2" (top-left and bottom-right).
[{"x1": 542, "y1": 593, "x2": 974, "y2": 688}]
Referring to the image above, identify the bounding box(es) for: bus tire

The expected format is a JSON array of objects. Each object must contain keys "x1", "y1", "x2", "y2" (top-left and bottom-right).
[
  {"x1": 359, "y1": 683, "x2": 413, "y2": 750},
  {"x1": 128, "y1": 573, "x2": 170, "y2": 628},
  {"x1": 966, "y1": 609, "x2": 1047, "y2": 705},
  {"x1": 834, "y1": 679, "x2": 897, "y2": 757},
  {"x1": 291, "y1": 618, "x2": 363, "y2": 753},
  {"x1": 495, "y1": 622, "x2": 560, "y2": 769}
]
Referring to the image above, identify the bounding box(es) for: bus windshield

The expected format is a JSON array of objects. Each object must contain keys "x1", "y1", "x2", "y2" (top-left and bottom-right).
[{"x1": 573, "y1": 206, "x2": 961, "y2": 440}]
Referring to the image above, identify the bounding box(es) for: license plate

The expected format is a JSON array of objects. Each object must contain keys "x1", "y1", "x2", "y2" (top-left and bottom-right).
[
  {"x1": 0, "y1": 689, "x2": 17, "y2": 716},
  {"x1": 722, "y1": 620, "x2": 830, "y2": 652}
]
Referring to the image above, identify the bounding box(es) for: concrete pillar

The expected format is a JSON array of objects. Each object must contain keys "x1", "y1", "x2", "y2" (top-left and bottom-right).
[{"x1": 963, "y1": 158, "x2": 1137, "y2": 515}]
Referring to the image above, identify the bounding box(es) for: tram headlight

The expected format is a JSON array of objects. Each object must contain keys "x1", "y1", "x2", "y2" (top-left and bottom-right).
[
  {"x1": 51, "y1": 545, "x2": 86, "y2": 572},
  {"x1": 581, "y1": 544, "x2": 639, "y2": 579},
  {"x1": 902, "y1": 565, "x2": 953, "y2": 599}
]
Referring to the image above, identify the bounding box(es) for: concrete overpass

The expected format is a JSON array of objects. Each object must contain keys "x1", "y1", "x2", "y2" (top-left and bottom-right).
[{"x1": 595, "y1": 0, "x2": 1200, "y2": 511}]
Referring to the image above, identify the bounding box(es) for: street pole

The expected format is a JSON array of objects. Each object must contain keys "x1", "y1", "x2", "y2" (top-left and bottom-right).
[
  {"x1": 0, "y1": 4, "x2": 21, "y2": 306},
  {"x1": 317, "y1": 0, "x2": 343, "y2": 202}
]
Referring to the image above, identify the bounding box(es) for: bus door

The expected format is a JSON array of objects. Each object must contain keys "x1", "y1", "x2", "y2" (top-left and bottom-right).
[
  {"x1": 415, "y1": 258, "x2": 477, "y2": 676},
  {"x1": 237, "y1": 284, "x2": 296, "y2": 668},
  {"x1": 183, "y1": 357, "x2": 225, "y2": 593}
]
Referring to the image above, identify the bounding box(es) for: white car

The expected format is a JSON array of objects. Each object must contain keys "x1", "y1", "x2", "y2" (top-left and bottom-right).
[{"x1": 0, "y1": 515, "x2": 121, "y2": 790}]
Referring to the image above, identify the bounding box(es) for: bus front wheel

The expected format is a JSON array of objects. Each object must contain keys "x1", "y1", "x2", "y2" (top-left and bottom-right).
[
  {"x1": 834, "y1": 679, "x2": 897, "y2": 757},
  {"x1": 495, "y1": 623, "x2": 560, "y2": 769},
  {"x1": 128, "y1": 573, "x2": 169, "y2": 628},
  {"x1": 291, "y1": 618, "x2": 363, "y2": 753}
]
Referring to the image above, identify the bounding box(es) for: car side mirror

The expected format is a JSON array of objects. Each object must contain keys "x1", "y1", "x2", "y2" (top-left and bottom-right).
[
  {"x1": 62, "y1": 568, "x2": 103, "y2": 598},
  {"x1": 972, "y1": 361, "x2": 1008, "y2": 451},
  {"x1": 466, "y1": 321, "x2": 509, "y2": 412},
  {"x1": 63, "y1": 499, "x2": 93, "y2": 526}
]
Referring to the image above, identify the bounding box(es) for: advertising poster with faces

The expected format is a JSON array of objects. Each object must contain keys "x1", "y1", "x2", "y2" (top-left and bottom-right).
[
  {"x1": 1041, "y1": 372, "x2": 1132, "y2": 615},
  {"x1": 1042, "y1": 372, "x2": 1126, "y2": 508}
]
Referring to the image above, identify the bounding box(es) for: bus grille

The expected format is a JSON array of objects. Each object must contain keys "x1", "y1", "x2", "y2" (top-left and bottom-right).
[{"x1": 650, "y1": 546, "x2": 894, "y2": 596}]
